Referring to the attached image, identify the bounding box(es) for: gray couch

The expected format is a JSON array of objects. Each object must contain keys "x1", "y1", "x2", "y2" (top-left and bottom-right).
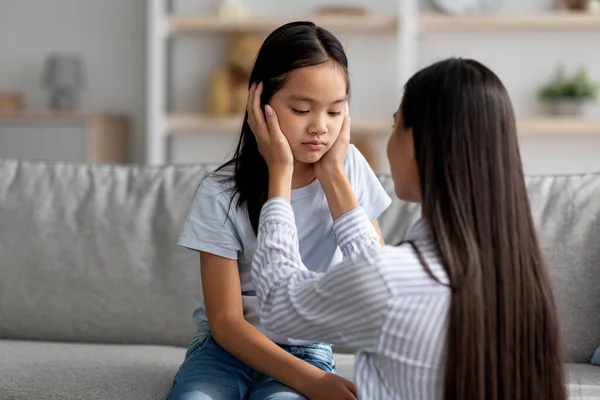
[{"x1": 0, "y1": 158, "x2": 598, "y2": 400}]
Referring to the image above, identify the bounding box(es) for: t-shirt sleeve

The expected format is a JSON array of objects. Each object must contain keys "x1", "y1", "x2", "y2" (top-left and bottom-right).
[
  {"x1": 346, "y1": 145, "x2": 393, "y2": 222},
  {"x1": 177, "y1": 178, "x2": 242, "y2": 260}
]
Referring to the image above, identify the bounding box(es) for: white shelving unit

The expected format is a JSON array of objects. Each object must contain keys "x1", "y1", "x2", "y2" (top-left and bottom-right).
[{"x1": 146, "y1": 1, "x2": 600, "y2": 165}]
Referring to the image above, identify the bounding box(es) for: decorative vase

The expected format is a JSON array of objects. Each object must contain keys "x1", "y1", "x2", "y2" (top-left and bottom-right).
[
  {"x1": 218, "y1": 0, "x2": 249, "y2": 19},
  {"x1": 588, "y1": 0, "x2": 600, "y2": 13},
  {"x1": 563, "y1": 0, "x2": 588, "y2": 10},
  {"x1": 545, "y1": 99, "x2": 588, "y2": 116}
]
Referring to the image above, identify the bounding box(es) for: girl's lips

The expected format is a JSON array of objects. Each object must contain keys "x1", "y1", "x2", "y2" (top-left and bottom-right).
[{"x1": 303, "y1": 142, "x2": 325, "y2": 150}]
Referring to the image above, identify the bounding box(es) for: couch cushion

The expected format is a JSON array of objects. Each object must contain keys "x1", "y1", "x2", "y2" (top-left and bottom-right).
[
  {"x1": 526, "y1": 174, "x2": 600, "y2": 363},
  {"x1": 567, "y1": 363, "x2": 600, "y2": 399},
  {"x1": 378, "y1": 173, "x2": 600, "y2": 363},
  {"x1": 0, "y1": 159, "x2": 214, "y2": 347},
  {"x1": 0, "y1": 340, "x2": 359, "y2": 400},
  {"x1": 0, "y1": 339, "x2": 185, "y2": 400},
  {"x1": 332, "y1": 353, "x2": 600, "y2": 398}
]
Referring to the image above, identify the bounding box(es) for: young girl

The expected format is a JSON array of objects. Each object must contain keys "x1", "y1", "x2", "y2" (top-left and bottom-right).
[
  {"x1": 250, "y1": 58, "x2": 567, "y2": 399},
  {"x1": 168, "y1": 22, "x2": 391, "y2": 399}
]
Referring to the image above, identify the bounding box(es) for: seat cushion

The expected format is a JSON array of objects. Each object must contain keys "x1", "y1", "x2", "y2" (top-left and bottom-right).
[
  {"x1": 333, "y1": 353, "x2": 600, "y2": 398},
  {"x1": 332, "y1": 353, "x2": 355, "y2": 381},
  {"x1": 0, "y1": 340, "x2": 360, "y2": 400},
  {"x1": 0, "y1": 340, "x2": 185, "y2": 400},
  {"x1": 568, "y1": 363, "x2": 600, "y2": 399}
]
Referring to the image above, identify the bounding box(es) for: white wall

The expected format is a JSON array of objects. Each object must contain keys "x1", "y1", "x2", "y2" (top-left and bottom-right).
[
  {"x1": 169, "y1": 0, "x2": 600, "y2": 175},
  {"x1": 0, "y1": 0, "x2": 599, "y2": 173},
  {"x1": 0, "y1": 0, "x2": 146, "y2": 162}
]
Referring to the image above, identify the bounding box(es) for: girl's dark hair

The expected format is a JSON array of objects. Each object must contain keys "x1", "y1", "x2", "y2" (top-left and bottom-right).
[
  {"x1": 214, "y1": 21, "x2": 349, "y2": 234},
  {"x1": 401, "y1": 58, "x2": 566, "y2": 400}
]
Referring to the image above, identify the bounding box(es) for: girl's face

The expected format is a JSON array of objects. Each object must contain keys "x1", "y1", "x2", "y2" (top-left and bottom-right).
[
  {"x1": 269, "y1": 61, "x2": 347, "y2": 165},
  {"x1": 387, "y1": 105, "x2": 421, "y2": 203}
]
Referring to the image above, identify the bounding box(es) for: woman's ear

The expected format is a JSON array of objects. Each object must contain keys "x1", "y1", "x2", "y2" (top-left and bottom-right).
[{"x1": 407, "y1": 128, "x2": 416, "y2": 160}]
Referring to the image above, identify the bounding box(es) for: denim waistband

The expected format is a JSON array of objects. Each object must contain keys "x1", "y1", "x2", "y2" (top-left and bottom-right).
[{"x1": 192, "y1": 326, "x2": 331, "y2": 351}]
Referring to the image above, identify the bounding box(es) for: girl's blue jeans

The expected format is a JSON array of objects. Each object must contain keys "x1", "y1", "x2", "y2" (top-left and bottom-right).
[{"x1": 167, "y1": 331, "x2": 336, "y2": 400}]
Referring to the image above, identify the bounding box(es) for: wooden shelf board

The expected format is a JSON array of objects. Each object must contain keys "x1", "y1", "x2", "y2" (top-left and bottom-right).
[
  {"x1": 420, "y1": 12, "x2": 600, "y2": 30},
  {"x1": 166, "y1": 114, "x2": 393, "y2": 135},
  {"x1": 167, "y1": 114, "x2": 600, "y2": 136},
  {"x1": 167, "y1": 12, "x2": 600, "y2": 34},
  {"x1": 518, "y1": 117, "x2": 600, "y2": 135},
  {"x1": 168, "y1": 15, "x2": 397, "y2": 34},
  {"x1": 0, "y1": 111, "x2": 128, "y2": 124}
]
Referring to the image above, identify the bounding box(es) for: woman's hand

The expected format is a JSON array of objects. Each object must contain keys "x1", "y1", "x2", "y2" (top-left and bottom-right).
[
  {"x1": 247, "y1": 82, "x2": 294, "y2": 201},
  {"x1": 247, "y1": 82, "x2": 294, "y2": 178},
  {"x1": 313, "y1": 103, "x2": 359, "y2": 220},
  {"x1": 314, "y1": 102, "x2": 350, "y2": 182}
]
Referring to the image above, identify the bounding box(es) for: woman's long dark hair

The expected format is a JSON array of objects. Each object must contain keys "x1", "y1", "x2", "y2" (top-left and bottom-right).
[
  {"x1": 215, "y1": 21, "x2": 349, "y2": 234},
  {"x1": 402, "y1": 58, "x2": 566, "y2": 399}
]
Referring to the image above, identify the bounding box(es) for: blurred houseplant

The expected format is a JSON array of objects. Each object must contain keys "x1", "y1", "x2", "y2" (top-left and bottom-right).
[{"x1": 538, "y1": 65, "x2": 598, "y2": 116}]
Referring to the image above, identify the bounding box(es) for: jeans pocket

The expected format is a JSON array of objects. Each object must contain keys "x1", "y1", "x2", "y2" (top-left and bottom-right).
[{"x1": 184, "y1": 335, "x2": 213, "y2": 361}]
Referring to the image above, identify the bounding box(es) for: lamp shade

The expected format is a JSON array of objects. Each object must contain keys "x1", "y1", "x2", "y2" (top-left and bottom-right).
[{"x1": 42, "y1": 54, "x2": 84, "y2": 90}]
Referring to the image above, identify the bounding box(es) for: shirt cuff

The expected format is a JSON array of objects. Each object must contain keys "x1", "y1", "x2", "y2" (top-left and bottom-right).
[
  {"x1": 332, "y1": 207, "x2": 377, "y2": 249},
  {"x1": 259, "y1": 197, "x2": 295, "y2": 228}
]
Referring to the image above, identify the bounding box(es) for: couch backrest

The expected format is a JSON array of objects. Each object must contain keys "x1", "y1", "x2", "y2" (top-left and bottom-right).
[
  {"x1": 1, "y1": 159, "x2": 598, "y2": 362},
  {"x1": 0, "y1": 159, "x2": 212, "y2": 347},
  {"x1": 377, "y1": 173, "x2": 600, "y2": 363}
]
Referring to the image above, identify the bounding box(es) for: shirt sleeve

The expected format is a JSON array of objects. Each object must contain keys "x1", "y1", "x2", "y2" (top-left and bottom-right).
[
  {"x1": 346, "y1": 145, "x2": 392, "y2": 222},
  {"x1": 333, "y1": 206, "x2": 382, "y2": 259},
  {"x1": 252, "y1": 197, "x2": 391, "y2": 351},
  {"x1": 177, "y1": 178, "x2": 242, "y2": 260}
]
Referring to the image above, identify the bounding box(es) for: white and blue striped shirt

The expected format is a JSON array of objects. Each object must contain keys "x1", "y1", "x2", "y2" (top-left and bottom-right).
[{"x1": 252, "y1": 197, "x2": 450, "y2": 399}]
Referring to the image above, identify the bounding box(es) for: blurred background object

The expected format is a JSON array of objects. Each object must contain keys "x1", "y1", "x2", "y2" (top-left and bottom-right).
[
  {"x1": 206, "y1": 33, "x2": 263, "y2": 117},
  {"x1": 0, "y1": 92, "x2": 24, "y2": 113},
  {"x1": 0, "y1": 0, "x2": 599, "y2": 173},
  {"x1": 538, "y1": 65, "x2": 598, "y2": 116},
  {"x1": 218, "y1": 0, "x2": 250, "y2": 19},
  {"x1": 42, "y1": 53, "x2": 85, "y2": 111}
]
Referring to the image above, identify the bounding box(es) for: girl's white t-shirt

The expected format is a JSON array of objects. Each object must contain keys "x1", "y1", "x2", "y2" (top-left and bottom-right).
[{"x1": 178, "y1": 145, "x2": 392, "y2": 345}]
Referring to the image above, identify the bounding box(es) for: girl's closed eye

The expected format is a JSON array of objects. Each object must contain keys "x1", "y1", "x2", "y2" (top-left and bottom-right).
[
  {"x1": 291, "y1": 108, "x2": 309, "y2": 115},
  {"x1": 328, "y1": 111, "x2": 343, "y2": 116}
]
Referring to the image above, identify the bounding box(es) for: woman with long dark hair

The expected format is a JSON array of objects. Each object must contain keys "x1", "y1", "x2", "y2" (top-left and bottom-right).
[{"x1": 251, "y1": 57, "x2": 567, "y2": 399}]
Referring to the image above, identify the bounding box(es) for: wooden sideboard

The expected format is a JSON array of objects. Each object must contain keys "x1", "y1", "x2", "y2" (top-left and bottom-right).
[{"x1": 0, "y1": 111, "x2": 130, "y2": 164}]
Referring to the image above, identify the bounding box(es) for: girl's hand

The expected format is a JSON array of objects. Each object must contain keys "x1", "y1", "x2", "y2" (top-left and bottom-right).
[
  {"x1": 304, "y1": 372, "x2": 357, "y2": 400},
  {"x1": 314, "y1": 102, "x2": 350, "y2": 181},
  {"x1": 247, "y1": 82, "x2": 294, "y2": 178}
]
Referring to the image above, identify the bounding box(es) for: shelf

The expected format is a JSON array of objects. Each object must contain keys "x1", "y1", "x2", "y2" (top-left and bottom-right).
[
  {"x1": 518, "y1": 117, "x2": 600, "y2": 135},
  {"x1": 167, "y1": 12, "x2": 600, "y2": 35},
  {"x1": 420, "y1": 12, "x2": 600, "y2": 31},
  {"x1": 168, "y1": 15, "x2": 397, "y2": 34},
  {"x1": 167, "y1": 114, "x2": 393, "y2": 135},
  {"x1": 0, "y1": 111, "x2": 130, "y2": 164},
  {"x1": 167, "y1": 114, "x2": 600, "y2": 136},
  {"x1": 0, "y1": 110, "x2": 128, "y2": 124}
]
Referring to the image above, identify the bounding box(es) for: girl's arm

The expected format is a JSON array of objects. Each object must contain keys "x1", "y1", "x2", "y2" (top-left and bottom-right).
[
  {"x1": 201, "y1": 252, "x2": 356, "y2": 399},
  {"x1": 251, "y1": 198, "x2": 392, "y2": 351}
]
